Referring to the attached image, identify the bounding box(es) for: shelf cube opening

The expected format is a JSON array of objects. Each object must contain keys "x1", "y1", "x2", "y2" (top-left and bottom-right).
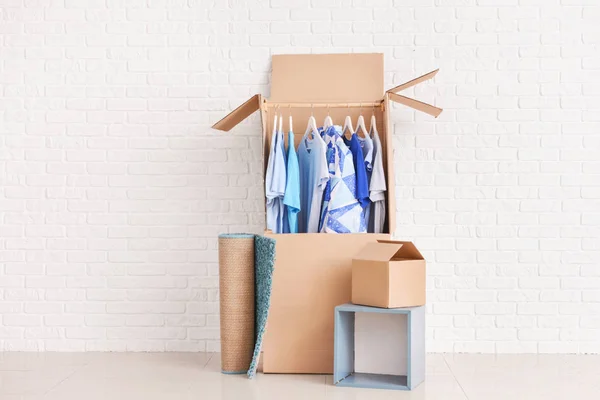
[{"x1": 334, "y1": 303, "x2": 425, "y2": 391}]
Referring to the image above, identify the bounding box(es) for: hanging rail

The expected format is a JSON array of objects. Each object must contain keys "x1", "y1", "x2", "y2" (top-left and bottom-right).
[{"x1": 263, "y1": 101, "x2": 384, "y2": 109}]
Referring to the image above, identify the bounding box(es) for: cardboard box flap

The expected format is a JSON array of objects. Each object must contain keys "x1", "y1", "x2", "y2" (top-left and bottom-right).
[
  {"x1": 387, "y1": 92, "x2": 443, "y2": 118},
  {"x1": 354, "y1": 240, "x2": 424, "y2": 262},
  {"x1": 386, "y1": 69, "x2": 443, "y2": 118},
  {"x1": 270, "y1": 53, "x2": 384, "y2": 103},
  {"x1": 211, "y1": 94, "x2": 261, "y2": 132},
  {"x1": 386, "y1": 69, "x2": 439, "y2": 94},
  {"x1": 354, "y1": 242, "x2": 405, "y2": 262},
  {"x1": 377, "y1": 240, "x2": 424, "y2": 261}
]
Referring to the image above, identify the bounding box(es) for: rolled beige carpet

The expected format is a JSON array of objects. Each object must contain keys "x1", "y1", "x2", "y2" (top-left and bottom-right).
[{"x1": 218, "y1": 233, "x2": 255, "y2": 374}]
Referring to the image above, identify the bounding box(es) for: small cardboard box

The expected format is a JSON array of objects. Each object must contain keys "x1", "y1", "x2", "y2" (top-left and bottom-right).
[
  {"x1": 352, "y1": 240, "x2": 426, "y2": 309},
  {"x1": 212, "y1": 54, "x2": 440, "y2": 373}
]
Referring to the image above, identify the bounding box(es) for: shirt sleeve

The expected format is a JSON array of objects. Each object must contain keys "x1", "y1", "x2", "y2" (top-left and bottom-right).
[
  {"x1": 283, "y1": 133, "x2": 301, "y2": 212},
  {"x1": 370, "y1": 132, "x2": 387, "y2": 200},
  {"x1": 273, "y1": 131, "x2": 287, "y2": 196},
  {"x1": 318, "y1": 139, "x2": 329, "y2": 190},
  {"x1": 352, "y1": 136, "x2": 370, "y2": 209}
]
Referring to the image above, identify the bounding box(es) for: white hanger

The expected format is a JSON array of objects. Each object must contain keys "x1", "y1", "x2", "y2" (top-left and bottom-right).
[
  {"x1": 304, "y1": 116, "x2": 319, "y2": 140},
  {"x1": 355, "y1": 104, "x2": 368, "y2": 138},
  {"x1": 277, "y1": 109, "x2": 285, "y2": 148},
  {"x1": 304, "y1": 104, "x2": 319, "y2": 140},
  {"x1": 369, "y1": 105, "x2": 378, "y2": 138},
  {"x1": 278, "y1": 111, "x2": 283, "y2": 133},
  {"x1": 323, "y1": 105, "x2": 333, "y2": 130},
  {"x1": 342, "y1": 115, "x2": 354, "y2": 140},
  {"x1": 271, "y1": 113, "x2": 278, "y2": 153},
  {"x1": 342, "y1": 103, "x2": 355, "y2": 140},
  {"x1": 288, "y1": 104, "x2": 293, "y2": 133}
]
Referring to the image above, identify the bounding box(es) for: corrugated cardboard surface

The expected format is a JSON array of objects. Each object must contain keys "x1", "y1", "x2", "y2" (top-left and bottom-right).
[
  {"x1": 352, "y1": 241, "x2": 426, "y2": 309},
  {"x1": 387, "y1": 92, "x2": 442, "y2": 118},
  {"x1": 270, "y1": 53, "x2": 384, "y2": 103},
  {"x1": 257, "y1": 54, "x2": 416, "y2": 374},
  {"x1": 352, "y1": 260, "x2": 389, "y2": 308},
  {"x1": 383, "y1": 93, "x2": 395, "y2": 233},
  {"x1": 260, "y1": 103, "x2": 395, "y2": 373},
  {"x1": 263, "y1": 233, "x2": 389, "y2": 374},
  {"x1": 261, "y1": 56, "x2": 395, "y2": 373},
  {"x1": 387, "y1": 69, "x2": 439, "y2": 94},
  {"x1": 212, "y1": 94, "x2": 261, "y2": 132},
  {"x1": 210, "y1": 57, "x2": 441, "y2": 132},
  {"x1": 353, "y1": 242, "x2": 404, "y2": 262},
  {"x1": 378, "y1": 240, "x2": 424, "y2": 260},
  {"x1": 389, "y1": 260, "x2": 426, "y2": 308}
]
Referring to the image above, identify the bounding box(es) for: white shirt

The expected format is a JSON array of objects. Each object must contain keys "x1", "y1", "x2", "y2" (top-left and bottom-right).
[{"x1": 369, "y1": 129, "x2": 386, "y2": 234}]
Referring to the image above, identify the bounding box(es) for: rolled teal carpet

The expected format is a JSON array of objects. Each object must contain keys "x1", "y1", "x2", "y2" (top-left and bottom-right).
[
  {"x1": 217, "y1": 233, "x2": 276, "y2": 378},
  {"x1": 248, "y1": 235, "x2": 276, "y2": 379}
]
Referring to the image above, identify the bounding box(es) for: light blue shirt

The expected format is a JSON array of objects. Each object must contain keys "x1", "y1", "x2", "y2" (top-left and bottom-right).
[
  {"x1": 265, "y1": 127, "x2": 286, "y2": 234},
  {"x1": 297, "y1": 130, "x2": 329, "y2": 233},
  {"x1": 283, "y1": 131, "x2": 300, "y2": 234}
]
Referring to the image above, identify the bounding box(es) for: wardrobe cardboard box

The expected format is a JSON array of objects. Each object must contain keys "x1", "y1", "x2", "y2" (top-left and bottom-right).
[
  {"x1": 212, "y1": 53, "x2": 441, "y2": 374},
  {"x1": 352, "y1": 240, "x2": 426, "y2": 308}
]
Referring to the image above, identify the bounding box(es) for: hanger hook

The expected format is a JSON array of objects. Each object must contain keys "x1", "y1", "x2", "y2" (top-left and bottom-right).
[{"x1": 311, "y1": 103, "x2": 314, "y2": 117}]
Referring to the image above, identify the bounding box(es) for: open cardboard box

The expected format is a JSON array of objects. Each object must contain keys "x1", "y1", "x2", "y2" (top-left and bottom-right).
[
  {"x1": 352, "y1": 240, "x2": 426, "y2": 309},
  {"x1": 212, "y1": 53, "x2": 441, "y2": 374}
]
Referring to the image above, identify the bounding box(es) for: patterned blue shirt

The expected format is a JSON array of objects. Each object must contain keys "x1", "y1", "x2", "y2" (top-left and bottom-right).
[{"x1": 318, "y1": 125, "x2": 365, "y2": 233}]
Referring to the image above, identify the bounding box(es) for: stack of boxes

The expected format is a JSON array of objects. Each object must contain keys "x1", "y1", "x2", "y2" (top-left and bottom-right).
[{"x1": 334, "y1": 240, "x2": 426, "y2": 391}]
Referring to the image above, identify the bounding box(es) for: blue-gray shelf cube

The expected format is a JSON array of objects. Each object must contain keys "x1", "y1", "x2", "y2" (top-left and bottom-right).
[{"x1": 334, "y1": 303, "x2": 425, "y2": 390}]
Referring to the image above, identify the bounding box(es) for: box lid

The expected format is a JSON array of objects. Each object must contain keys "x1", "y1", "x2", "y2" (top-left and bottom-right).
[
  {"x1": 211, "y1": 94, "x2": 262, "y2": 132},
  {"x1": 211, "y1": 55, "x2": 444, "y2": 132},
  {"x1": 354, "y1": 240, "x2": 424, "y2": 262},
  {"x1": 270, "y1": 53, "x2": 384, "y2": 103},
  {"x1": 386, "y1": 69, "x2": 439, "y2": 94},
  {"x1": 386, "y1": 69, "x2": 443, "y2": 118}
]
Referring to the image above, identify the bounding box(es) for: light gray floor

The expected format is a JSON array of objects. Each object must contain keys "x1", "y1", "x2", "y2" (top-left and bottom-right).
[{"x1": 1, "y1": 352, "x2": 599, "y2": 399}]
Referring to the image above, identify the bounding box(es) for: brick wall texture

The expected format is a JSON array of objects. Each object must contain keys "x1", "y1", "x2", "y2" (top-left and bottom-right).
[{"x1": 1, "y1": 0, "x2": 599, "y2": 353}]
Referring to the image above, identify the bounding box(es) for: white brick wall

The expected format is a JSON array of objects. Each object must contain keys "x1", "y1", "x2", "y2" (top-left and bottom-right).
[{"x1": 1, "y1": 0, "x2": 599, "y2": 354}]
